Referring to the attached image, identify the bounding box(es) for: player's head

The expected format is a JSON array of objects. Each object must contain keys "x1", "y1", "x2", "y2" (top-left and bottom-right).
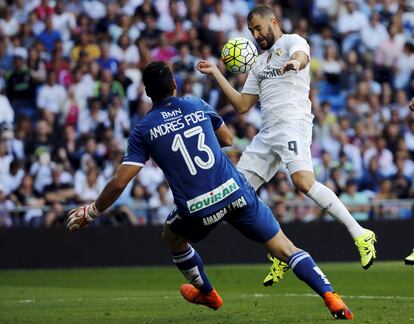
[
  {"x1": 143, "y1": 61, "x2": 176, "y2": 103},
  {"x1": 247, "y1": 5, "x2": 281, "y2": 50}
]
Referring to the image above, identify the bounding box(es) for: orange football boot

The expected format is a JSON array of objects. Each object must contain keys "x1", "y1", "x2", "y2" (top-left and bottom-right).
[
  {"x1": 323, "y1": 292, "x2": 354, "y2": 320},
  {"x1": 179, "y1": 284, "x2": 223, "y2": 310}
]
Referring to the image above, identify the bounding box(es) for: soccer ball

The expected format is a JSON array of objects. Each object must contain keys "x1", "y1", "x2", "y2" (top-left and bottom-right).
[{"x1": 221, "y1": 38, "x2": 258, "y2": 74}]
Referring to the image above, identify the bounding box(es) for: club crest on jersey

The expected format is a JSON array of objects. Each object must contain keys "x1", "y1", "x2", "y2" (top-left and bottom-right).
[
  {"x1": 187, "y1": 178, "x2": 239, "y2": 213},
  {"x1": 275, "y1": 48, "x2": 282, "y2": 56}
]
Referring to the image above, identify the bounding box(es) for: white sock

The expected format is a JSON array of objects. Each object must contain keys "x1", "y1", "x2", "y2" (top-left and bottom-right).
[{"x1": 306, "y1": 182, "x2": 366, "y2": 238}]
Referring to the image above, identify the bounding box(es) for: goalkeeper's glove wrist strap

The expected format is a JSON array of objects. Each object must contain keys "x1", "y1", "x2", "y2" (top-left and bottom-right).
[{"x1": 89, "y1": 202, "x2": 102, "y2": 219}]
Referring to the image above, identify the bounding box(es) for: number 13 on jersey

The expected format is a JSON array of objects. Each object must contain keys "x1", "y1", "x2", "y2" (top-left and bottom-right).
[{"x1": 171, "y1": 126, "x2": 215, "y2": 175}]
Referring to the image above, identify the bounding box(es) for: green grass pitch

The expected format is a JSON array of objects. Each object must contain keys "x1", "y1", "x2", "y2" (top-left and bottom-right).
[{"x1": 0, "y1": 262, "x2": 413, "y2": 323}]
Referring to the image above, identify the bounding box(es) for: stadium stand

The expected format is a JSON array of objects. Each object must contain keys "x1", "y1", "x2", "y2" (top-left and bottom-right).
[{"x1": 0, "y1": 0, "x2": 413, "y2": 228}]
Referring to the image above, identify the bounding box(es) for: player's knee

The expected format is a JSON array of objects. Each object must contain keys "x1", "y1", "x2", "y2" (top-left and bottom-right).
[{"x1": 291, "y1": 171, "x2": 315, "y2": 193}]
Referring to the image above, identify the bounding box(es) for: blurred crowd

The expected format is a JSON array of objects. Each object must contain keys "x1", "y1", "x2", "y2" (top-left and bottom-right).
[{"x1": 0, "y1": 0, "x2": 413, "y2": 228}]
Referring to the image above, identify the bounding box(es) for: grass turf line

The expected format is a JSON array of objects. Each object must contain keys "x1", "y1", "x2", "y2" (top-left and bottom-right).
[{"x1": 0, "y1": 261, "x2": 413, "y2": 323}]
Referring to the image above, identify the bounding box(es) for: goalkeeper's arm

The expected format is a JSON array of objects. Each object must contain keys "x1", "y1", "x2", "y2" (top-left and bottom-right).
[{"x1": 67, "y1": 164, "x2": 141, "y2": 232}]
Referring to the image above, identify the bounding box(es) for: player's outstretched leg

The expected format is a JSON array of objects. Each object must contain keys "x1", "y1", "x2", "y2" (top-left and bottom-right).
[
  {"x1": 265, "y1": 230, "x2": 353, "y2": 320},
  {"x1": 162, "y1": 223, "x2": 223, "y2": 310},
  {"x1": 405, "y1": 249, "x2": 414, "y2": 265},
  {"x1": 291, "y1": 170, "x2": 377, "y2": 269}
]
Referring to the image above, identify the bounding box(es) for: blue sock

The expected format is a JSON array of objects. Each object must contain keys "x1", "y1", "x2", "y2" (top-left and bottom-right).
[
  {"x1": 287, "y1": 250, "x2": 334, "y2": 296},
  {"x1": 172, "y1": 246, "x2": 213, "y2": 294}
]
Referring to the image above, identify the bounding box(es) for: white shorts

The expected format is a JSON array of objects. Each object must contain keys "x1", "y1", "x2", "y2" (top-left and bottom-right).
[{"x1": 237, "y1": 119, "x2": 313, "y2": 182}]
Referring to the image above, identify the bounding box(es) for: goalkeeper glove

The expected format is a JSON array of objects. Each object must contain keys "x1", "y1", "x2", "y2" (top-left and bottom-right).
[{"x1": 67, "y1": 202, "x2": 101, "y2": 232}]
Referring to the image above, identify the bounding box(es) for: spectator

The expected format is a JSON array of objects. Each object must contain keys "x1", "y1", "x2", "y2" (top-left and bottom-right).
[
  {"x1": 96, "y1": 43, "x2": 119, "y2": 74},
  {"x1": 1, "y1": 159, "x2": 24, "y2": 196},
  {"x1": 339, "y1": 179, "x2": 370, "y2": 221},
  {"x1": 14, "y1": 0, "x2": 31, "y2": 25},
  {"x1": 26, "y1": 119, "x2": 54, "y2": 158},
  {"x1": 391, "y1": 153, "x2": 412, "y2": 198},
  {"x1": 6, "y1": 55, "x2": 36, "y2": 118},
  {"x1": 36, "y1": 71, "x2": 67, "y2": 122},
  {"x1": 341, "y1": 50, "x2": 363, "y2": 93},
  {"x1": 361, "y1": 11, "x2": 389, "y2": 54},
  {"x1": 116, "y1": 182, "x2": 149, "y2": 225},
  {"x1": 0, "y1": 5, "x2": 20, "y2": 38},
  {"x1": 27, "y1": 47, "x2": 46, "y2": 85},
  {"x1": 43, "y1": 165, "x2": 76, "y2": 227},
  {"x1": 0, "y1": 92, "x2": 14, "y2": 123},
  {"x1": 11, "y1": 174, "x2": 45, "y2": 227},
  {"x1": 337, "y1": 0, "x2": 368, "y2": 54},
  {"x1": 228, "y1": 14, "x2": 253, "y2": 41},
  {"x1": 375, "y1": 23, "x2": 404, "y2": 84},
  {"x1": 320, "y1": 44, "x2": 342, "y2": 85},
  {"x1": 171, "y1": 42, "x2": 197, "y2": 87},
  {"x1": 313, "y1": 150, "x2": 334, "y2": 184},
  {"x1": 36, "y1": 15, "x2": 61, "y2": 53},
  {"x1": 51, "y1": 0, "x2": 76, "y2": 55},
  {"x1": 109, "y1": 14, "x2": 140, "y2": 43},
  {"x1": 70, "y1": 33, "x2": 101, "y2": 63},
  {"x1": 35, "y1": 0, "x2": 55, "y2": 21},
  {"x1": 0, "y1": 140, "x2": 12, "y2": 182},
  {"x1": 0, "y1": 121, "x2": 24, "y2": 160},
  {"x1": 74, "y1": 166, "x2": 105, "y2": 204},
  {"x1": 109, "y1": 33, "x2": 139, "y2": 67},
  {"x1": 134, "y1": 0, "x2": 159, "y2": 21},
  {"x1": 359, "y1": 155, "x2": 383, "y2": 194},
  {"x1": 0, "y1": 183, "x2": 14, "y2": 228},
  {"x1": 393, "y1": 42, "x2": 414, "y2": 90},
  {"x1": 148, "y1": 182, "x2": 174, "y2": 225},
  {"x1": 372, "y1": 179, "x2": 399, "y2": 219},
  {"x1": 151, "y1": 33, "x2": 177, "y2": 62},
  {"x1": 140, "y1": 15, "x2": 162, "y2": 49},
  {"x1": 363, "y1": 137, "x2": 395, "y2": 177},
  {"x1": 208, "y1": 0, "x2": 235, "y2": 34}
]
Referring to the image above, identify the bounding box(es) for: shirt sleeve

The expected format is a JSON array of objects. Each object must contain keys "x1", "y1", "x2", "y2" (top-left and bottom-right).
[
  {"x1": 242, "y1": 70, "x2": 259, "y2": 95},
  {"x1": 286, "y1": 34, "x2": 310, "y2": 58},
  {"x1": 122, "y1": 126, "x2": 149, "y2": 166},
  {"x1": 200, "y1": 99, "x2": 224, "y2": 130}
]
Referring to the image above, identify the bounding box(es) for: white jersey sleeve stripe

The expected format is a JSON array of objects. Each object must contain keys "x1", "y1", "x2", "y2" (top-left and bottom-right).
[{"x1": 122, "y1": 161, "x2": 145, "y2": 167}]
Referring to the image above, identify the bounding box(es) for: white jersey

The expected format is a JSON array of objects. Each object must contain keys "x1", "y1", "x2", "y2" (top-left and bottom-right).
[{"x1": 242, "y1": 34, "x2": 313, "y2": 128}]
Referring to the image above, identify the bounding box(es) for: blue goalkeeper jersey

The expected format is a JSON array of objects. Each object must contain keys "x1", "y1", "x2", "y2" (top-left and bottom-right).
[{"x1": 123, "y1": 96, "x2": 249, "y2": 218}]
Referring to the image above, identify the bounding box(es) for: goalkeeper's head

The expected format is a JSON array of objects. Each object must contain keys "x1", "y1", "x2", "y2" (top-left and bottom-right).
[{"x1": 143, "y1": 61, "x2": 177, "y2": 104}]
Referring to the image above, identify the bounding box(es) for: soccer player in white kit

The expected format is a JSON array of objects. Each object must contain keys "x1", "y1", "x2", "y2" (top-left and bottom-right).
[{"x1": 197, "y1": 5, "x2": 377, "y2": 286}]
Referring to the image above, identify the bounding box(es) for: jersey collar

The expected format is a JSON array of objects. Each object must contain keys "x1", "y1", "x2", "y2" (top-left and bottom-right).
[
  {"x1": 153, "y1": 96, "x2": 176, "y2": 109},
  {"x1": 267, "y1": 34, "x2": 285, "y2": 53}
]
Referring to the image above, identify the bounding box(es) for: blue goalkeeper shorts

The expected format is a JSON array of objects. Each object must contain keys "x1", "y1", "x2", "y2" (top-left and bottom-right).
[{"x1": 166, "y1": 187, "x2": 280, "y2": 243}]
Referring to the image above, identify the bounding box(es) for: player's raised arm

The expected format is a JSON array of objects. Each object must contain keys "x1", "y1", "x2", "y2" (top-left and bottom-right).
[
  {"x1": 280, "y1": 50, "x2": 309, "y2": 75},
  {"x1": 197, "y1": 60, "x2": 258, "y2": 114},
  {"x1": 67, "y1": 164, "x2": 141, "y2": 232}
]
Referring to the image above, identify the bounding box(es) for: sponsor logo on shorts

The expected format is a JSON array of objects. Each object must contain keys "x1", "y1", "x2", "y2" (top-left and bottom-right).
[
  {"x1": 187, "y1": 178, "x2": 239, "y2": 213},
  {"x1": 202, "y1": 196, "x2": 248, "y2": 226}
]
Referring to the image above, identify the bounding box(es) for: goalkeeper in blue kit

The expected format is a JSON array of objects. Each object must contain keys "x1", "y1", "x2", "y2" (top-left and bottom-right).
[{"x1": 67, "y1": 62, "x2": 353, "y2": 320}]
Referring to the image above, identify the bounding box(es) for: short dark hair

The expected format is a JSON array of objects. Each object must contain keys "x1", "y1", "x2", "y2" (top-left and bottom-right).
[
  {"x1": 247, "y1": 5, "x2": 275, "y2": 21},
  {"x1": 143, "y1": 61, "x2": 174, "y2": 102}
]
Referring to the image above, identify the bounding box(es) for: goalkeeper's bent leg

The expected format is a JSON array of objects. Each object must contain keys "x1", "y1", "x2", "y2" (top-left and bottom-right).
[{"x1": 171, "y1": 245, "x2": 214, "y2": 294}]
